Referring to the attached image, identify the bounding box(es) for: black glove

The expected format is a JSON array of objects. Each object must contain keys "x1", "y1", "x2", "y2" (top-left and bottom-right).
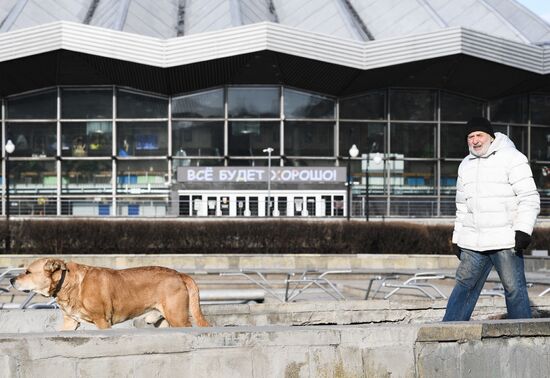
[
  {"x1": 515, "y1": 231, "x2": 531, "y2": 252},
  {"x1": 452, "y1": 244, "x2": 461, "y2": 260}
]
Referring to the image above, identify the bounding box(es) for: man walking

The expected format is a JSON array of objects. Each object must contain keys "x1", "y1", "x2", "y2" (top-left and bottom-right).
[{"x1": 443, "y1": 117, "x2": 540, "y2": 321}]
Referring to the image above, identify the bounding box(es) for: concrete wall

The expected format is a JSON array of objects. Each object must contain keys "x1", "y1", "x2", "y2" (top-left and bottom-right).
[
  {"x1": 3, "y1": 296, "x2": 550, "y2": 333},
  {"x1": 416, "y1": 320, "x2": 550, "y2": 377},
  {"x1": 3, "y1": 254, "x2": 550, "y2": 376},
  {"x1": 0, "y1": 254, "x2": 464, "y2": 271},
  {"x1": 2, "y1": 319, "x2": 550, "y2": 377},
  {"x1": 1, "y1": 253, "x2": 548, "y2": 273}
]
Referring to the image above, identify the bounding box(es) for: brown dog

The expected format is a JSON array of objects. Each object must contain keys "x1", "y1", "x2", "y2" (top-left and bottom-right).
[{"x1": 10, "y1": 258, "x2": 209, "y2": 330}]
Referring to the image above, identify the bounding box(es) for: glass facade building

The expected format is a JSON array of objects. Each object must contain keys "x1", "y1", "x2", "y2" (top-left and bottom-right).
[
  {"x1": 2, "y1": 85, "x2": 549, "y2": 218},
  {"x1": 1, "y1": 0, "x2": 549, "y2": 218}
]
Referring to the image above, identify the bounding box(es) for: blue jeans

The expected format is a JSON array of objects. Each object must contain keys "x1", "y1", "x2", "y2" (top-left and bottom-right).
[{"x1": 443, "y1": 248, "x2": 531, "y2": 321}]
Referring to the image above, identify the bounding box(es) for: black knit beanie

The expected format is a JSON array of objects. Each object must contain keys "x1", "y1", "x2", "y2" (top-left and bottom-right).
[{"x1": 465, "y1": 117, "x2": 495, "y2": 139}]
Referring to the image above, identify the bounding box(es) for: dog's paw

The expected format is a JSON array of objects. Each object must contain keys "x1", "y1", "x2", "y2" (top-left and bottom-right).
[{"x1": 133, "y1": 310, "x2": 164, "y2": 328}]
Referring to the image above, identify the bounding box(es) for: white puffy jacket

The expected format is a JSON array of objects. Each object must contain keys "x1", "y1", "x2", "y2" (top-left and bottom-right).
[{"x1": 452, "y1": 132, "x2": 540, "y2": 251}]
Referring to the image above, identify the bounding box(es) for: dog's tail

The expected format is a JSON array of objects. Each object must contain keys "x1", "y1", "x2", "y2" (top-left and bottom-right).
[{"x1": 180, "y1": 273, "x2": 210, "y2": 327}]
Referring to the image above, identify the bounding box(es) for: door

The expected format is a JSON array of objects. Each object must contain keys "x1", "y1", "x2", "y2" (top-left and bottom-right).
[
  {"x1": 179, "y1": 195, "x2": 190, "y2": 216},
  {"x1": 236, "y1": 196, "x2": 246, "y2": 216},
  {"x1": 220, "y1": 196, "x2": 230, "y2": 216}
]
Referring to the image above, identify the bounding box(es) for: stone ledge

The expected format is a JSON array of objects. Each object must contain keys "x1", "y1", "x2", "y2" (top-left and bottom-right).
[
  {"x1": 2, "y1": 254, "x2": 550, "y2": 273},
  {"x1": 3, "y1": 320, "x2": 550, "y2": 377},
  {"x1": 416, "y1": 322, "x2": 483, "y2": 342},
  {"x1": 3, "y1": 297, "x2": 550, "y2": 333},
  {"x1": 417, "y1": 318, "x2": 550, "y2": 342},
  {"x1": 0, "y1": 253, "x2": 461, "y2": 271}
]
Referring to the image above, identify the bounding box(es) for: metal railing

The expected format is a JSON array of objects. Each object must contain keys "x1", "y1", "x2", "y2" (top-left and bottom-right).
[
  {"x1": 1, "y1": 196, "x2": 548, "y2": 219},
  {"x1": 0, "y1": 197, "x2": 450, "y2": 218}
]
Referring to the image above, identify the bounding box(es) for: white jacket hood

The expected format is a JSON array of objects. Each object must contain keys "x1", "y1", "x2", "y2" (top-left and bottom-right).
[{"x1": 467, "y1": 132, "x2": 515, "y2": 159}]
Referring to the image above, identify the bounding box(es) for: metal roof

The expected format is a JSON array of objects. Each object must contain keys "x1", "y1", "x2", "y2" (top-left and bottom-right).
[
  {"x1": 1, "y1": 0, "x2": 550, "y2": 100},
  {"x1": 0, "y1": 21, "x2": 546, "y2": 74},
  {"x1": 347, "y1": 0, "x2": 443, "y2": 40},
  {"x1": 1, "y1": 0, "x2": 549, "y2": 45}
]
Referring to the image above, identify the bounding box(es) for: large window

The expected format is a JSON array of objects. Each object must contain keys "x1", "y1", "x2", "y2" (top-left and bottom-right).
[
  {"x1": 172, "y1": 89, "x2": 224, "y2": 118},
  {"x1": 390, "y1": 161, "x2": 436, "y2": 195},
  {"x1": 61, "y1": 88, "x2": 112, "y2": 119},
  {"x1": 229, "y1": 121, "x2": 279, "y2": 156},
  {"x1": 61, "y1": 122, "x2": 112, "y2": 157},
  {"x1": 172, "y1": 121, "x2": 223, "y2": 157},
  {"x1": 10, "y1": 160, "x2": 57, "y2": 193},
  {"x1": 284, "y1": 121, "x2": 334, "y2": 156},
  {"x1": 117, "y1": 89, "x2": 168, "y2": 119},
  {"x1": 284, "y1": 88, "x2": 334, "y2": 119},
  {"x1": 440, "y1": 124, "x2": 469, "y2": 158},
  {"x1": 6, "y1": 89, "x2": 57, "y2": 119},
  {"x1": 440, "y1": 92, "x2": 485, "y2": 121},
  {"x1": 62, "y1": 160, "x2": 112, "y2": 194},
  {"x1": 490, "y1": 95, "x2": 528, "y2": 124},
  {"x1": 390, "y1": 90, "x2": 436, "y2": 121},
  {"x1": 117, "y1": 122, "x2": 168, "y2": 156},
  {"x1": 530, "y1": 95, "x2": 550, "y2": 126},
  {"x1": 390, "y1": 123, "x2": 435, "y2": 158},
  {"x1": 7, "y1": 123, "x2": 56, "y2": 157},
  {"x1": 339, "y1": 122, "x2": 384, "y2": 157},
  {"x1": 532, "y1": 127, "x2": 550, "y2": 161},
  {"x1": 507, "y1": 126, "x2": 528, "y2": 155},
  {"x1": 440, "y1": 161, "x2": 460, "y2": 195},
  {"x1": 340, "y1": 91, "x2": 385, "y2": 120},
  {"x1": 533, "y1": 163, "x2": 550, "y2": 192},
  {"x1": 228, "y1": 87, "x2": 279, "y2": 118},
  {"x1": 116, "y1": 160, "x2": 167, "y2": 193}
]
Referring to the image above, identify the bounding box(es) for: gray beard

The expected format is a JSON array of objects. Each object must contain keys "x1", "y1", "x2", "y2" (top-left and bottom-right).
[{"x1": 469, "y1": 144, "x2": 490, "y2": 157}]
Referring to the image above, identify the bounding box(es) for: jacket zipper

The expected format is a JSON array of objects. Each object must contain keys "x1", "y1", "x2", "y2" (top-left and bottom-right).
[{"x1": 474, "y1": 158, "x2": 480, "y2": 249}]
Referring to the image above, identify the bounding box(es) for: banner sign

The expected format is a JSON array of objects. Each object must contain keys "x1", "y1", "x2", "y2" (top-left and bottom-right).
[{"x1": 177, "y1": 167, "x2": 346, "y2": 183}]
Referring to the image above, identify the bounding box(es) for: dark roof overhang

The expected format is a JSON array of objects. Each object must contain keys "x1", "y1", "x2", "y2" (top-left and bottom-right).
[{"x1": 0, "y1": 49, "x2": 547, "y2": 100}]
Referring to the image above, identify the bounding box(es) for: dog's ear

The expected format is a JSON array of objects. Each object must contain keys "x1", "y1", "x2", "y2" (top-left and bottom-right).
[{"x1": 43, "y1": 259, "x2": 67, "y2": 273}]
